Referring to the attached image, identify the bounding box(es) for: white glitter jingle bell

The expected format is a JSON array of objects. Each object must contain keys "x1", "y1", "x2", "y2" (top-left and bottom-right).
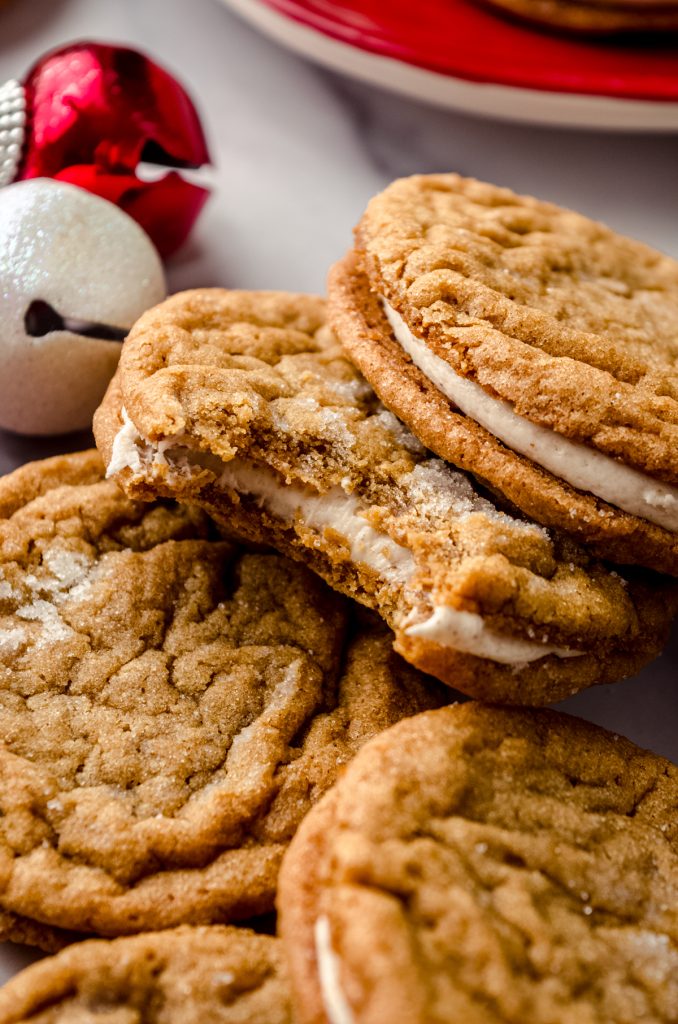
[{"x1": 0, "y1": 178, "x2": 166, "y2": 436}]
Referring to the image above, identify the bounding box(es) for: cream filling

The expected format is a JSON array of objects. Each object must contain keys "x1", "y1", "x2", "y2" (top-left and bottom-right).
[
  {"x1": 217, "y1": 458, "x2": 415, "y2": 583},
  {"x1": 405, "y1": 606, "x2": 580, "y2": 664},
  {"x1": 108, "y1": 408, "x2": 145, "y2": 476},
  {"x1": 108, "y1": 410, "x2": 581, "y2": 665},
  {"x1": 315, "y1": 916, "x2": 355, "y2": 1024},
  {"x1": 382, "y1": 299, "x2": 678, "y2": 534}
]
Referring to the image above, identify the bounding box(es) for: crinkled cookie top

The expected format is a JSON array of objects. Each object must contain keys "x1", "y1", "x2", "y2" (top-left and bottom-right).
[
  {"x1": 0, "y1": 450, "x2": 442, "y2": 935},
  {"x1": 357, "y1": 173, "x2": 678, "y2": 483},
  {"x1": 0, "y1": 925, "x2": 292, "y2": 1024},
  {"x1": 281, "y1": 704, "x2": 678, "y2": 1024}
]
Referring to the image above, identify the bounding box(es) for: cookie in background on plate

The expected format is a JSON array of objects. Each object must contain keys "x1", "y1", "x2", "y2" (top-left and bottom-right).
[
  {"x1": 0, "y1": 925, "x2": 292, "y2": 1024},
  {"x1": 474, "y1": 0, "x2": 678, "y2": 34},
  {"x1": 95, "y1": 288, "x2": 677, "y2": 706},
  {"x1": 278, "y1": 703, "x2": 678, "y2": 1024},
  {"x1": 0, "y1": 450, "x2": 446, "y2": 947},
  {"x1": 329, "y1": 173, "x2": 678, "y2": 576}
]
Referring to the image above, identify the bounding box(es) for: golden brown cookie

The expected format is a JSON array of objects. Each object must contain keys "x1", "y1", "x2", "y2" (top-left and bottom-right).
[
  {"x1": 0, "y1": 911, "x2": 78, "y2": 954},
  {"x1": 0, "y1": 450, "x2": 445, "y2": 946},
  {"x1": 94, "y1": 288, "x2": 676, "y2": 706},
  {"x1": 329, "y1": 174, "x2": 678, "y2": 576},
  {"x1": 0, "y1": 925, "x2": 292, "y2": 1023},
  {"x1": 278, "y1": 704, "x2": 678, "y2": 1024},
  {"x1": 475, "y1": 0, "x2": 678, "y2": 33}
]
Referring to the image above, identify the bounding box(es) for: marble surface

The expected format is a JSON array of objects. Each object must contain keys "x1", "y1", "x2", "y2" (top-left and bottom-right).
[{"x1": 0, "y1": 0, "x2": 676, "y2": 985}]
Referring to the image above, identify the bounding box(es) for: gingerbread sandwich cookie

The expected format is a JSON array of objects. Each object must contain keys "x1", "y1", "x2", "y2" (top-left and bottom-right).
[
  {"x1": 330, "y1": 174, "x2": 678, "y2": 576},
  {"x1": 0, "y1": 450, "x2": 445, "y2": 946},
  {"x1": 94, "y1": 289, "x2": 676, "y2": 705},
  {"x1": 0, "y1": 926, "x2": 292, "y2": 1024},
  {"x1": 278, "y1": 704, "x2": 678, "y2": 1024}
]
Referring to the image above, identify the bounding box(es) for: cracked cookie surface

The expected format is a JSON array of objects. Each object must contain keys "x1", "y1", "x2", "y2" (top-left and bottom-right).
[
  {"x1": 94, "y1": 289, "x2": 677, "y2": 705},
  {"x1": 334, "y1": 175, "x2": 678, "y2": 575},
  {"x1": 278, "y1": 704, "x2": 678, "y2": 1024},
  {"x1": 0, "y1": 925, "x2": 292, "y2": 1023},
  {"x1": 0, "y1": 450, "x2": 445, "y2": 943},
  {"x1": 357, "y1": 173, "x2": 678, "y2": 479}
]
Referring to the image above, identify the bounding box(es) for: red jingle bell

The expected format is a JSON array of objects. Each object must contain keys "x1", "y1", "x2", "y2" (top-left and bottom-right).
[{"x1": 0, "y1": 42, "x2": 211, "y2": 258}]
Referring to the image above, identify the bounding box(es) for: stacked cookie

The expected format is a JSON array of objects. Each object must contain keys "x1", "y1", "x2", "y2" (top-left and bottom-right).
[
  {"x1": 330, "y1": 174, "x2": 678, "y2": 576},
  {"x1": 0, "y1": 175, "x2": 676, "y2": 1022}
]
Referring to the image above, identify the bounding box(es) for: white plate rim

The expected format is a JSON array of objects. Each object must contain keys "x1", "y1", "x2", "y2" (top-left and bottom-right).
[{"x1": 219, "y1": 0, "x2": 678, "y2": 131}]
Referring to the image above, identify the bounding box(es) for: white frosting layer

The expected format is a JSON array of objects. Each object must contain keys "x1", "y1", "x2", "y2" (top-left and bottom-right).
[
  {"x1": 108, "y1": 411, "x2": 580, "y2": 665},
  {"x1": 405, "y1": 606, "x2": 579, "y2": 665},
  {"x1": 108, "y1": 408, "x2": 144, "y2": 476},
  {"x1": 217, "y1": 458, "x2": 414, "y2": 583},
  {"x1": 382, "y1": 299, "x2": 678, "y2": 534},
  {"x1": 315, "y1": 916, "x2": 355, "y2": 1024}
]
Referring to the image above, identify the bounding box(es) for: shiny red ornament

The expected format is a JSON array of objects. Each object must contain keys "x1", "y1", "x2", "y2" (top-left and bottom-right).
[{"x1": 17, "y1": 42, "x2": 211, "y2": 258}]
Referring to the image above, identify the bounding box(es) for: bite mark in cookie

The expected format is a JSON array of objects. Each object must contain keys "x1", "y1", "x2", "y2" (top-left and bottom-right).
[{"x1": 110, "y1": 415, "x2": 578, "y2": 668}]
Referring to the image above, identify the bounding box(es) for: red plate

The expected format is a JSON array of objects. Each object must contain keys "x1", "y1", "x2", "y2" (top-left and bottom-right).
[{"x1": 250, "y1": 0, "x2": 678, "y2": 101}]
